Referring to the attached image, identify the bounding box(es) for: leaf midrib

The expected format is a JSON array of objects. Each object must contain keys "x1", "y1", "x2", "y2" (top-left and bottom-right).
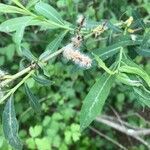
[
  {"x1": 88, "y1": 74, "x2": 112, "y2": 116},
  {"x1": 36, "y1": 3, "x2": 63, "y2": 25}
]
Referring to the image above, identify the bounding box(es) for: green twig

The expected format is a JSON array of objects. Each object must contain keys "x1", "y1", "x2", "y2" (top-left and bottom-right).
[{"x1": 0, "y1": 71, "x2": 34, "y2": 104}]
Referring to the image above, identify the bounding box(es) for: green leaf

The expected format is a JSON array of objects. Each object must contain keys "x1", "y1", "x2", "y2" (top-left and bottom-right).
[
  {"x1": 13, "y1": 17, "x2": 33, "y2": 47},
  {"x1": 93, "y1": 35, "x2": 142, "y2": 60},
  {"x1": 136, "y1": 48, "x2": 150, "y2": 57},
  {"x1": 0, "y1": 3, "x2": 27, "y2": 14},
  {"x1": 80, "y1": 73, "x2": 115, "y2": 131},
  {"x1": 26, "y1": 0, "x2": 40, "y2": 9},
  {"x1": 35, "y1": 137, "x2": 51, "y2": 150},
  {"x1": 24, "y1": 83, "x2": 41, "y2": 113},
  {"x1": 2, "y1": 96, "x2": 23, "y2": 150},
  {"x1": 22, "y1": 47, "x2": 37, "y2": 62},
  {"x1": 0, "y1": 43, "x2": 16, "y2": 61},
  {"x1": 132, "y1": 9, "x2": 145, "y2": 29},
  {"x1": 12, "y1": 0, "x2": 26, "y2": 9},
  {"x1": 135, "y1": 31, "x2": 150, "y2": 57},
  {"x1": 29, "y1": 125, "x2": 42, "y2": 138},
  {"x1": 107, "y1": 21, "x2": 122, "y2": 33},
  {"x1": 35, "y1": 2, "x2": 64, "y2": 25},
  {"x1": 0, "y1": 16, "x2": 34, "y2": 33},
  {"x1": 26, "y1": 138, "x2": 36, "y2": 149},
  {"x1": 93, "y1": 53, "x2": 115, "y2": 75},
  {"x1": 116, "y1": 73, "x2": 142, "y2": 87},
  {"x1": 13, "y1": 27, "x2": 25, "y2": 47},
  {"x1": 39, "y1": 31, "x2": 67, "y2": 61},
  {"x1": 133, "y1": 87, "x2": 150, "y2": 107},
  {"x1": 120, "y1": 58, "x2": 150, "y2": 87},
  {"x1": 33, "y1": 75, "x2": 53, "y2": 86}
]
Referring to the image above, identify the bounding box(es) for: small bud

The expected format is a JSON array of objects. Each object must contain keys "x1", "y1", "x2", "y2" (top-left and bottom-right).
[
  {"x1": 125, "y1": 16, "x2": 133, "y2": 27},
  {"x1": 128, "y1": 28, "x2": 134, "y2": 33}
]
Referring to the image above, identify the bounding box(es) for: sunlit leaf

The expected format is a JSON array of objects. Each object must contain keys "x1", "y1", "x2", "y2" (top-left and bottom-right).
[
  {"x1": 35, "y1": 2, "x2": 64, "y2": 25},
  {"x1": 120, "y1": 58, "x2": 150, "y2": 87},
  {"x1": 80, "y1": 73, "x2": 115, "y2": 131},
  {"x1": 117, "y1": 73, "x2": 142, "y2": 87},
  {"x1": 0, "y1": 3, "x2": 27, "y2": 14},
  {"x1": 12, "y1": 0, "x2": 26, "y2": 9},
  {"x1": 26, "y1": 0, "x2": 40, "y2": 9},
  {"x1": 0, "y1": 16, "x2": 34, "y2": 33},
  {"x1": 2, "y1": 96, "x2": 23, "y2": 150}
]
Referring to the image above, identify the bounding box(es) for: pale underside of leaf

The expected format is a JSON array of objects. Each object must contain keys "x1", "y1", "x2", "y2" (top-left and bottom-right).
[{"x1": 2, "y1": 96, "x2": 23, "y2": 150}]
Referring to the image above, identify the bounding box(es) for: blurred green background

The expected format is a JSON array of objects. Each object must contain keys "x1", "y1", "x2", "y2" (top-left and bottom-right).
[{"x1": 0, "y1": 0, "x2": 150, "y2": 149}]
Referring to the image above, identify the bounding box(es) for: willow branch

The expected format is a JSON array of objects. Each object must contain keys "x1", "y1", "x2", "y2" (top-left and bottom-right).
[
  {"x1": 96, "y1": 116, "x2": 150, "y2": 148},
  {"x1": 89, "y1": 126, "x2": 127, "y2": 150},
  {"x1": 0, "y1": 48, "x2": 64, "y2": 88}
]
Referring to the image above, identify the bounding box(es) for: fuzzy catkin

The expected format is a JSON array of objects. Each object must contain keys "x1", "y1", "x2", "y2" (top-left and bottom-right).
[{"x1": 63, "y1": 43, "x2": 92, "y2": 68}]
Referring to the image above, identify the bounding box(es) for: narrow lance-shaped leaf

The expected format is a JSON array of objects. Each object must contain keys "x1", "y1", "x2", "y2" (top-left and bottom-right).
[
  {"x1": 33, "y1": 75, "x2": 53, "y2": 86},
  {"x1": 93, "y1": 54, "x2": 115, "y2": 74},
  {"x1": 116, "y1": 73, "x2": 142, "y2": 87},
  {"x1": 2, "y1": 96, "x2": 23, "y2": 150},
  {"x1": 12, "y1": 0, "x2": 26, "y2": 9},
  {"x1": 39, "y1": 31, "x2": 67, "y2": 61},
  {"x1": 24, "y1": 83, "x2": 41, "y2": 113},
  {"x1": 136, "y1": 47, "x2": 150, "y2": 57},
  {"x1": 22, "y1": 47, "x2": 37, "y2": 62},
  {"x1": 80, "y1": 73, "x2": 115, "y2": 131},
  {"x1": 133, "y1": 87, "x2": 150, "y2": 107},
  {"x1": 0, "y1": 16, "x2": 34, "y2": 33},
  {"x1": 93, "y1": 35, "x2": 142, "y2": 60},
  {"x1": 35, "y1": 2, "x2": 64, "y2": 25},
  {"x1": 26, "y1": 0, "x2": 40, "y2": 9},
  {"x1": 13, "y1": 17, "x2": 33, "y2": 48},
  {"x1": 14, "y1": 26, "x2": 25, "y2": 41},
  {"x1": 120, "y1": 58, "x2": 150, "y2": 87},
  {"x1": 135, "y1": 31, "x2": 150, "y2": 57},
  {"x1": 0, "y1": 3, "x2": 27, "y2": 14},
  {"x1": 132, "y1": 9, "x2": 145, "y2": 29}
]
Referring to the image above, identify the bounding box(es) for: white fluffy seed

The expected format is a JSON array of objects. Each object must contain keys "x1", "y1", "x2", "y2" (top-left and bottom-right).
[{"x1": 63, "y1": 43, "x2": 92, "y2": 68}]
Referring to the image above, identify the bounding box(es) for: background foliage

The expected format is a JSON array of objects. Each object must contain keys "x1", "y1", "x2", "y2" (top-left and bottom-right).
[{"x1": 0, "y1": 0, "x2": 150, "y2": 149}]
